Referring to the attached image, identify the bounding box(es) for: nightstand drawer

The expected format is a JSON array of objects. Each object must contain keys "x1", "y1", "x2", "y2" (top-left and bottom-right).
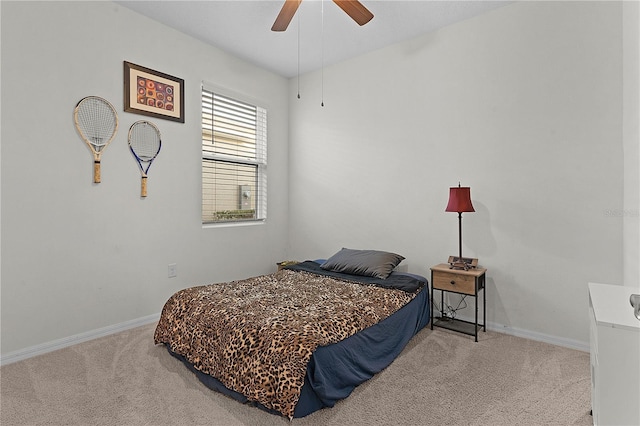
[{"x1": 432, "y1": 270, "x2": 475, "y2": 295}]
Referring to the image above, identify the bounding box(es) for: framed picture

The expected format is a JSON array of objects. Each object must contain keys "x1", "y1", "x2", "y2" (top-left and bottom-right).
[{"x1": 124, "y1": 61, "x2": 184, "y2": 123}]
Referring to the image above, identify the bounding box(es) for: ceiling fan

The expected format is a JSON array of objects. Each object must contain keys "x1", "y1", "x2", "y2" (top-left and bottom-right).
[{"x1": 271, "y1": 0, "x2": 374, "y2": 31}]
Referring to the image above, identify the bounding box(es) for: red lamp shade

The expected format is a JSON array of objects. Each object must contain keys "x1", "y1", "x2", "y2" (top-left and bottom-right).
[{"x1": 445, "y1": 186, "x2": 475, "y2": 213}]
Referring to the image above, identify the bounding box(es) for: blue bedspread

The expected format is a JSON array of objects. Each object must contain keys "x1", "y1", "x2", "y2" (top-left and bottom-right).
[{"x1": 295, "y1": 278, "x2": 430, "y2": 416}]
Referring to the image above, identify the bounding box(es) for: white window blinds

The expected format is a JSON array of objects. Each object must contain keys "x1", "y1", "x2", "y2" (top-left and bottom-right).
[{"x1": 202, "y1": 88, "x2": 267, "y2": 223}]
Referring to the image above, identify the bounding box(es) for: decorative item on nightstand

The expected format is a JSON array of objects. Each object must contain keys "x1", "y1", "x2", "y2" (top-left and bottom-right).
[
  {"x1": 277, "y1": 260, "x2": 299, "y2": 271},
  {"x1": 445, "y1": 182, "x2": 476, "y2": 270}
]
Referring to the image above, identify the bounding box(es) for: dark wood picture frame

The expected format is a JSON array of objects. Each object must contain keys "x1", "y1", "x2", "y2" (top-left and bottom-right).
[{"x1": 124, "y1": 61, "x2": 184, "y2": 123}]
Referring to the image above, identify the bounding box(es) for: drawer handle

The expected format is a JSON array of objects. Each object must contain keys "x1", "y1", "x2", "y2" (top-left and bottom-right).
[{"x1": 450, "y1": 280, "x2": 455, "y2": 285}]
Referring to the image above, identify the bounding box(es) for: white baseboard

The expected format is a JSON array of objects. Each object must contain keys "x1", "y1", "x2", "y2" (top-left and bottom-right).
[
  {"x1": 454, "y1": 315, "x2": 589, "y2": 352},
  {"x1": 491, "y1": 322, "x2": 589, "y2": 352},
  {"x1": 0, "y1": 313, "x2": 160, "y2": 366}
]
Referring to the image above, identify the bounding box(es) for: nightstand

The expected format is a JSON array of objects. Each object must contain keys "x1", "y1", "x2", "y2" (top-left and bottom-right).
[{"x1": 430, "y1": 263, "x2": 487, "y2": 342}]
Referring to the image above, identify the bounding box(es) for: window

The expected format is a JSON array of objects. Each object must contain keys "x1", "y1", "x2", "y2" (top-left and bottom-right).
[{"x1": 202, "y1": 86, "x2": 267, "y2": 224}]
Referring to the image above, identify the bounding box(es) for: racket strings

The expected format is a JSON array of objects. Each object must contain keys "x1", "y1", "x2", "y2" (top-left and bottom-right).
[
  {"x1": 130, "y1": 125, "x2": 161, "y2": 161},
  {"x1": 76, "y1": 98, "x2": 117, "y2": 148}
]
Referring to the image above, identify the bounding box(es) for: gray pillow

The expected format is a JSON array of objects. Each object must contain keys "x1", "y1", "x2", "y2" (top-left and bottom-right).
[{"x1": 320, "y1": 248, "x2": 405, "y2": 279}]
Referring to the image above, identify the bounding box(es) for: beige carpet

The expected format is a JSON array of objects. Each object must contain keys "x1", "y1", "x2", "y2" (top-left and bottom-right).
[{"x1": 1, "y1": 323, "x2": 592, "y2": 425}]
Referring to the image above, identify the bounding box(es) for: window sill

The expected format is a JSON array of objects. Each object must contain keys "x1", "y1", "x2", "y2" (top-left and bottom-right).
[{"x1": 202, "y1": 219, "x2": 265, "y2": 229}]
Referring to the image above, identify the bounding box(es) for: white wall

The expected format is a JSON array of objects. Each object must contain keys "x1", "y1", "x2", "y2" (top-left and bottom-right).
[
  {"x1": 623, "y1": 0, "x2": 640, "y2": 288},
  {"x1": 289, "y1": 1, "x2": 629, "y2": 346},
  {"x1": 0, "y1": 1, "x2": 290, "y2": 356}
]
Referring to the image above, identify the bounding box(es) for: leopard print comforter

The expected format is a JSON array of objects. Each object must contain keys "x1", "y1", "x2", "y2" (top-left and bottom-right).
[{"x1": 154, "y1": 268, "x2": 417, "y2": 419}]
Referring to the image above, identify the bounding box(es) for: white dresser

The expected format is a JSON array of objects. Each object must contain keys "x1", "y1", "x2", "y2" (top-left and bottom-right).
[{"x1": 588, "y1": 282, "x2": 640, "y2": 426}]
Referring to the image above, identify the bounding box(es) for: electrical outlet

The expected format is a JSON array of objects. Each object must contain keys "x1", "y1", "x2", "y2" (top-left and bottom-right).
[{"x1": 168, "y1": 263, "x2": 177, "y2": 278}]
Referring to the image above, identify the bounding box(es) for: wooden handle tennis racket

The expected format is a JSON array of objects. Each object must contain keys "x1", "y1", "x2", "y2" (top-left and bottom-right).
[
  {"x1": 73, "y1": 96, "x2": 119, "y2": 183},
  {"x1": 128, "y1": 120, "x2": 162, "y2": 197}
]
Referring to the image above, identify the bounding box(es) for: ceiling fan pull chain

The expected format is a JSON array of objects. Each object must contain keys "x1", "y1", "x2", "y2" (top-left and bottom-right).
[
  {"x1": 297, "y1": 13, "x2": 301, "y2": 99},
  {"x1": 321, "y1": 0, "x2": 325, "y2": 107}
]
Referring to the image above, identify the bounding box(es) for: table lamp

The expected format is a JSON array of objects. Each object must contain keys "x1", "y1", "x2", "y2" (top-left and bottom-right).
[{"x1": 446, "y1": 183, "x2": 475, "y2": 270}]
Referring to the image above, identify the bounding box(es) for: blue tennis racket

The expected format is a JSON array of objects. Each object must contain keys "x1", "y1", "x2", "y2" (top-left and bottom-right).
[{"x1": 128, "y1": 120, "x2": 161, "y2": 197}]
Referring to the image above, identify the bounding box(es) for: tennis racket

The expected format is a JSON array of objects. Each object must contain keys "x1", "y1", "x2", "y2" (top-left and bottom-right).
[
  {"x1": 128, "y1": 120, "x2": 162, "y2": 197},
  {"x1": 73, "y1": 96, "x2": 119, "y2": 183}
]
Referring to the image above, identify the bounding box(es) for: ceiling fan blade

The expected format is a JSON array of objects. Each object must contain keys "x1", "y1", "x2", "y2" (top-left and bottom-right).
[
  {"x1": 271, "y1": 0, "x2": 302, "y2": 32},
  {"x1": 333, "y1": 0, "x2": 374, "y2": 26}
]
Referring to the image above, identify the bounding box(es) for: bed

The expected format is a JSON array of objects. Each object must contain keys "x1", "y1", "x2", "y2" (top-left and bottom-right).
[{"x1": 154, "y1": 248, "x2": 431, "y2": 419}]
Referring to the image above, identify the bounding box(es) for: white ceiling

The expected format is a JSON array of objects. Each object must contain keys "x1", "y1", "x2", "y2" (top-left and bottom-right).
[{"x1": 116, "y1": 0, "x2": 511, "y2": 78}]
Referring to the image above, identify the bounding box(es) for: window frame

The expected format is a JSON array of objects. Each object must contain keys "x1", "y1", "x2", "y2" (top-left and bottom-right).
[{"x1": 201, "y1": 82, "x2": 267, "y2": 226}]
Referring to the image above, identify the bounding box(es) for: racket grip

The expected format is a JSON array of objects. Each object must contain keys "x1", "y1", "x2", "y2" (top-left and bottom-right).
[
  {"x1": 141, "y1": 176, "x2": 148, "y2": 197},
  {"x1": 94, "y1": 161, "x2": 101, "y2": 183}
]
